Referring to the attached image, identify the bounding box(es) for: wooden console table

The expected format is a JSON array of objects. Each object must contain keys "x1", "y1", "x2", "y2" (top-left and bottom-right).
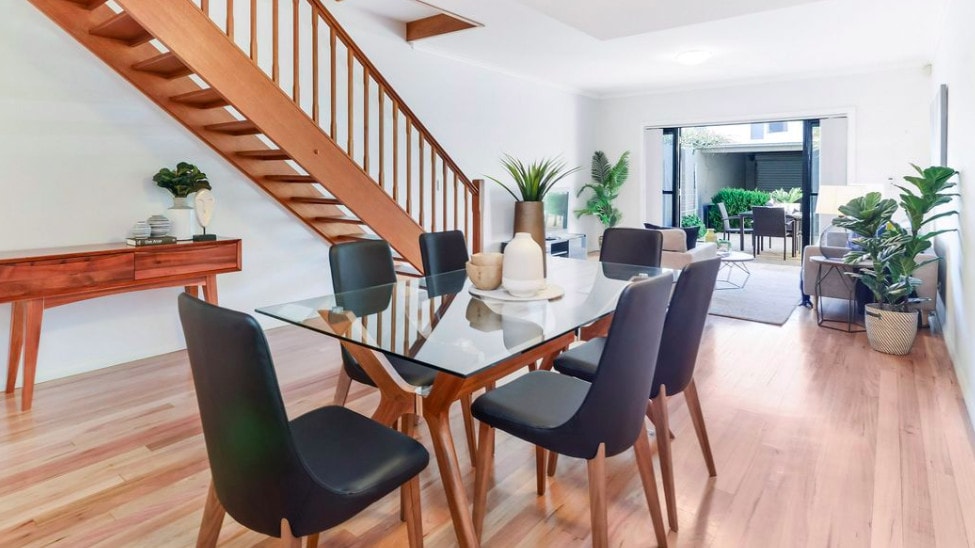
[{"x1": 1, "y1": 239, "x2": 242, "y2": 411}]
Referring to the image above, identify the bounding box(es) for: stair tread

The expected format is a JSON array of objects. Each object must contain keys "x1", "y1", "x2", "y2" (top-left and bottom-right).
[
  {"x1": 89, "y1": 12, "x2": 152, "y2": 46},
  {"x1": 132, "y1": 52, "x2": 191, "y2": 79},
  {"x1": 171, "y1": 88, "x2": 228, "y2": 109},
  {"x1": 313, "y1": 215, "x2": 364, "y2": 225},
  {"x1": 290, "y1": 196, "x2": 341, "y2": 205},
  {"x1": 204, "y1": 120, "x2": 260, "y2": 135},
  {"x1": 66, "y1": 0, "x2": 110, "y2": 9},
  {"x1": 265, "y1": 175, "x2": 316, "y2": 183},
  {"x1": 237, "y1": 149, "x2": 291, "y2": 160},
  {"x1": 395, "y1": 264, "x2": 423, "y2": 277}
]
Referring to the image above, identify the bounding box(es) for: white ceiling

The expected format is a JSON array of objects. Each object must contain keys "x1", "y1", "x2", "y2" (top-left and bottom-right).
[{"x1": 333, "y1": 0, "x2": 950, "y2": 97}]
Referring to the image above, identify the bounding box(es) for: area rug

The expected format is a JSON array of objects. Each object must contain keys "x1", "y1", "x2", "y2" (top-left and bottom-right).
[{"x1": 708, "y1": 261, "x2": 803, "y2": 326}]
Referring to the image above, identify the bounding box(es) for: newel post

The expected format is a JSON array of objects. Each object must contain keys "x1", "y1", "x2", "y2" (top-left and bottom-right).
[{"x1": 472, "y1": 179, "x2": 484, "y2": 253}]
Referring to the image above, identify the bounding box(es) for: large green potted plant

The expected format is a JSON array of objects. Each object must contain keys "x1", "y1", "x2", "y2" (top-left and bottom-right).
[
  {"x1": 574, "y1": 151, "x2": 629, "y2": 246},
  {"x1": 832, "y1": 164, "x2": 957, "y2": 354},
  {"x1": 153, "y1": 161, "x2": 212, "y2": 240},
  {"x1": 488, "y1": 154, "x2": 580, "y2": 261}
]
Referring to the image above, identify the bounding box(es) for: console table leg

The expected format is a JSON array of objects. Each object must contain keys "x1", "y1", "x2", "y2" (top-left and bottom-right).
[
  {"x1": 20, "y1": 300, "x2": 44, "y2": 412},
  {"x1": 6, "y1": 302, "x2": 26, "y2": 394},
  {"x1": 202, "y1": 275, "x2": 219, "y2": 304}
]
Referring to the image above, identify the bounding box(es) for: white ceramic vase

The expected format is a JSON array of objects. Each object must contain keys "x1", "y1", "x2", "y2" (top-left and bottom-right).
[
  {"x1": 166, "y1": 197, "x2": 196, "y2": 241},
  {"x1": 502, "y1": 232, "x2": 545, "y2": 297}
]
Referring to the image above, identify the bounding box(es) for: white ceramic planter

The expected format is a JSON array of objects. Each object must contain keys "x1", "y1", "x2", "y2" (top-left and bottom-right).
[
  {"x1": 166, "y1": 197, "x2": 196, "y2": 241},
  {"x1": 502, "y1": 232, "x2": 544, "y2": 297}
]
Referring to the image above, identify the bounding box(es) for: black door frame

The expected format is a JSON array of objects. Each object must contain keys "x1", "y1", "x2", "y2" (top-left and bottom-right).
[
  {"x1": 800, "y1": 119, "x2": 820, "y2": 248},
  {"x1": 662, "y1": 127, "x2": 680, "y2": 227}
]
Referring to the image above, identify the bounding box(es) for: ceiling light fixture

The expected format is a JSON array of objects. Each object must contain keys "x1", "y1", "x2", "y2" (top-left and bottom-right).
[{"x1": 675, "y1": 50, "x2": 712, "y2": 66}]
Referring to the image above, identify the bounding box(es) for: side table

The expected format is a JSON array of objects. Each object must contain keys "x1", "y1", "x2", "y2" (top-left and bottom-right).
[
  {"x1": 716, "y1": 251, "x2": 753, "y2": 289},
  {"x1": 810, "y1": 255, "x2": 865, "y2": 333}
]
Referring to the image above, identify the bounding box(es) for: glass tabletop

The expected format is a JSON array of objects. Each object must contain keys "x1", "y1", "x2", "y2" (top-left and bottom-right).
[{"x1": 256, "y1": 256, "x2": 671, "y2": 379}]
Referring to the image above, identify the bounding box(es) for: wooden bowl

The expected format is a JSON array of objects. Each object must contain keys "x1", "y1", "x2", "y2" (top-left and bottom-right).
[{"x1": 466, "y1": 261, "x2": 502, "y2": 290}]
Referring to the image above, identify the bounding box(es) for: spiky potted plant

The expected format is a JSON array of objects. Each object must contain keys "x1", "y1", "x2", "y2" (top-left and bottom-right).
[
  {"x1": 487, "y1": 154, "x2": 581, "y2": 265},
  {"x1": 832, "y1": 164, "x2": 957, "y2": 354},
  {"x1": 152, "y1": 162, "x2": 211, "y2": 240},
  {"x1": 574, "y1": 151, "x2": 629, "y2": 247}
]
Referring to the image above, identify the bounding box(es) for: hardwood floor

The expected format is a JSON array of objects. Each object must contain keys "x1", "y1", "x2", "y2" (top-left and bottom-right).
[{"x1": 2, "y1": 308, "x2": 973, "y2": 546}]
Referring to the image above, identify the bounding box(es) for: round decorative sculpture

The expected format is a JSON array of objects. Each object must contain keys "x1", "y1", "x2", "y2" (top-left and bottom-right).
[
  {"x1": 129, "y1": 221, "x2": 151, "y2": 239},
  {"x1": 502, "y1": 232, "x2": 545, "y2": 297},
  {"x1": 147, "y1": 214, "x2": 171, "y2": 237}
]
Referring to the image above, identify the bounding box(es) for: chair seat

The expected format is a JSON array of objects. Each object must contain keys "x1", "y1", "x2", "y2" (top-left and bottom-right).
[
  {"x1": 471, "y1": 371, "x2": 594, "y2": 459},
  {"x1": 288, "y1": 406, "x2": 429, "y2": 534},
  {"x1": 553, "y1": 338, "x2": 605, "y2": 382}
]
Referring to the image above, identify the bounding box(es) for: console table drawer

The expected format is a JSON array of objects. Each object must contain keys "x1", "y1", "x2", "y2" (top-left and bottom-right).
[
  {"x1": 0, "y1": 254, "x2": 135, "y2": 301},
  {"x1": 134, "y1": 241, "x2": 240, "y2": 280}
]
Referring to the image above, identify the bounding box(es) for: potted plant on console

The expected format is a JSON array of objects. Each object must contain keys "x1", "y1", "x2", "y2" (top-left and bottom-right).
[
  {"x1": 832, "y1": 164, "x2": 957, "y2": 355},
  {"x1": 153, "y1": 161, "x2": 212, "y2": 241},
  {"x1": 488, "y1": 154, "x2": 580, "y2": 264},
  {"x1": 574, "y1": 151, "x2": 629, "y2": 247}
]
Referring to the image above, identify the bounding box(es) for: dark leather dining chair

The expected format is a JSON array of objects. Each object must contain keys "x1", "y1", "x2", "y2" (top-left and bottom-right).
[
  {"x1": 553, "y1": 257, "x2": 721, "y2": 532},
  {"x1": 177, "y1": 293, "x2": 430, "y2": 547},
  {"x1": 751, "y1": 206, "x2": 796, "y2": 259},
  {"x1": 717, "y1": 201, "x2": 751, "y2": 242},
  {"x1": 471, "y1": 276, "x2": 672, "y2": 547},
  {"x1": 600, "y1": 227, "x2": 663, "y2": 267}
]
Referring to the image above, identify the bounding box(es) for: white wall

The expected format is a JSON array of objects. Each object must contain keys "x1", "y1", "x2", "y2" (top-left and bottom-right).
[
  {"x1": 326, "y1": 4, "x2": 599, "y2": 250},
  {"x1": 0, "y1": 2, "x2": 596, "y2": 386},
  {"x1": 931, "y1": 0, "x2": 975, "y2": 421},
  {"x1": 595, "y1": 67, "x2": 931, "y2": 246}
]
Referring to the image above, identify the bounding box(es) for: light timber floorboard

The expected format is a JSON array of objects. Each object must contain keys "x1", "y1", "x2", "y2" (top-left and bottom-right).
[{"x1": 1, "y1": 308, "x2": 973, "y2": 546}]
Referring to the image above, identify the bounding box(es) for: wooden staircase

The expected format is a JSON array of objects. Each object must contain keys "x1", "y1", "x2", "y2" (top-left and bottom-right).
[{"x1": 29, "y1": 0, "x2": 482, "y2": 274}]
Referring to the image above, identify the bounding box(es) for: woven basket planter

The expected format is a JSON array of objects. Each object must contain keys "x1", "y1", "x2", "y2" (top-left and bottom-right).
[{"x1": 864, "y1": 304, "x2": 919, "y2": 355}]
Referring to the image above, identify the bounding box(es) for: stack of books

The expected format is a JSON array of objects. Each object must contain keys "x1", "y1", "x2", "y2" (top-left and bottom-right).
[{"x1": 126, "y1": 236, "x2": 177, "y2": 247}]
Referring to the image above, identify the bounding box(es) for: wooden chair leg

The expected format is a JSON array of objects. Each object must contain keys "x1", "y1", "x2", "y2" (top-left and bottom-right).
[
  {"x1": 651, "y1": 386, "x2": 678, "y2": 531},
  {"x1": 634, "y1": 426, "x2": 668, "y2": 547},
  {"x1": 403, "y1": 475, "x2": 424, "y2": 548},
  {"x1": 587, "y1": 443, "x2": 608, "y2": 548},
  {"x1": 305, "y1": 534, "x2": 319, "y2": 547},
  {"x1": 473, "y1": 422, "x2": 495, "y2": 539},
  {"x1": 547, "y1": 450, "x2": 559, "y2": 477},
  {"x1": 197, "y1": 482, "x2": 225, "y2": 548},
  {"x1": 684, "y1": 379, "x2": 717, "y2": 477},
  {"x1": 279, "y1": 519, "x2": 300, "y2": 547},
  {"x1": 536, "y1": 446, "x2": 547, "y2": 495},
  {"x1": 332, "y1": 368, "x2": 353, "y2": 406},
  {"x1": 460, "y1": 394, "x2": 477, "y2": 467}
]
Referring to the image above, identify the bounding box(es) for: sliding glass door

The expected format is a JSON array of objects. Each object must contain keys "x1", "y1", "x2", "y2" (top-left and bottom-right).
[
  {"x1": 801, "y1": 119, "x2": 821, "y2": 248},
  {"x1": 661, "y1": 128, "x2": 679, "y2": 227}
]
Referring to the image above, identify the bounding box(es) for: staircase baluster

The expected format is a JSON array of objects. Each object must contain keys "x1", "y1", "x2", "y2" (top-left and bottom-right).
[
  {"x1": 227, "y1": 0, "x2": 234, "y2": 39},
  {"x1": 430, "y1": 145, "x2": 436, "y2": 231},
  {"x1": 292, "y1": 0, "x2": 300, "y2": 104},
  {"x1": 312, "y1": 14, "x2": 319, "y2": 123},
  {"x1": 442, "y1": 158, "x2": 448, "y2": 232},
  {"x1": 272, "y1": 0, "x2": 279, "y2": 83},
  {"x1": 363, "y1": 71, "x2": 369, "y2": 173},
  {"x1": 419, "y1": 138, "x2": 425, "y2": 229},
  {"x1": 379, "y1": 87, "x2": 385, "y2": 188},
  {"x1": 202, "y1": 0, "x2": 209, "y2": 16},
  {"x1": 249, "y1": 0, "x2": 257, "y2": 61},
  {"x1": 347, "y1": 48, "x2": 353, "y2": 157},
  {"x1": 392, "y1": 102, "x2": 399, "y2": 202},
  {"x1": 329, "y1": 27, "x2": 337, "y2": 137},
  {"x1": 406, "y1": 119, "x2": 413, "y2": 216}
]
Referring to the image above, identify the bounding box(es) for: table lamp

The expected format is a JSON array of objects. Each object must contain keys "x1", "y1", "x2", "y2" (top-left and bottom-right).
[{"x1": 815, "y1": 184, "x2": 883, "y2": 256}]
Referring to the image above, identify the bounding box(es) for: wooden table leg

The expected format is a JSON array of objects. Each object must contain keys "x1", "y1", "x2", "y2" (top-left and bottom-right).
[
  {"x1": 20, "y1": 299, "x2": 44, "y2": 412},
  {"x1": 6, "y1": 301, "x2": 26, "y2": 394},
  {"x1": 202, "y1": 274, "x2": 219, "y2": 304},
  {"x1": 424, "y1": 374, "x2": 479, "y2": 548}
]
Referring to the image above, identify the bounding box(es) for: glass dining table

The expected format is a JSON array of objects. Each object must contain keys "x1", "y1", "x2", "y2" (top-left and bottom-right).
[{"x1": 257, "y1": 256, "x2": 672, "y2": 547}]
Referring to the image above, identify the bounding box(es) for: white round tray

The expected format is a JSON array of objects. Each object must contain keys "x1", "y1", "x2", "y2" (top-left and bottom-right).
[{"x1": 469, "y1": 283, "x2": 565, "y2": 302}]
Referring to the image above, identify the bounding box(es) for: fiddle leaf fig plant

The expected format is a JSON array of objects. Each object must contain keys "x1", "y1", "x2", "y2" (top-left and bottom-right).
[
  {"x1": 153, "y1": 162, "x2": 211, "y2": 198},
  {"x1": 832, "y1": 164, "x2": 958, "y2": 311},
  {"x1": 575, "y1": 150, "x2": 630, "y2": 228}
]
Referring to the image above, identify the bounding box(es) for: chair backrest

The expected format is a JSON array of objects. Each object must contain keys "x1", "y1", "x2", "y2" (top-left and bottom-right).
[
  {"x1": 717, "y1": 202, "x2": 732, "y2": 232},
  {"x1": 178, "y1": 293, "x2": 304, "y2": 537},
  {"x1": 567, "y1": 275, "x2": 671, "y2": 457},
  {"x1": 599, "y1": 227, "x2": 662, "y2": 268},
  {"x1": 752, "y1": 206, "x2": 787, "y2": 238},
  {"x1": 650, "y1": 257, "x2": 720, "y2": 398},
  {"x1": 329, "y1": 240, "x2": 396, "y2": 293},
  {"x1": 419, "y1": 230, "x2": 469, "y2": 275}
]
